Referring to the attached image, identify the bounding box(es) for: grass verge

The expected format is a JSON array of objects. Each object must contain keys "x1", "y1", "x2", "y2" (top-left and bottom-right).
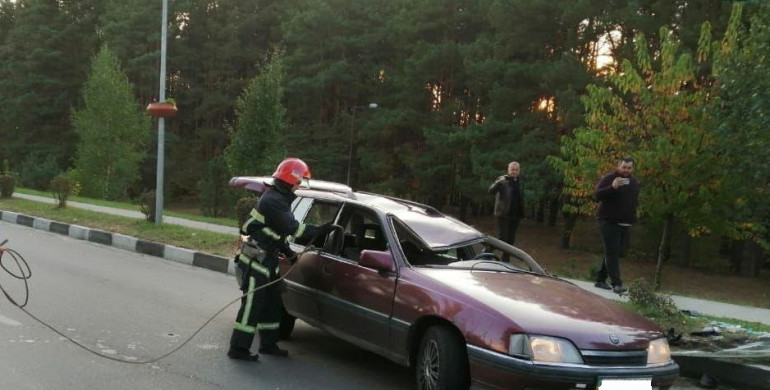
[
  {"x1": 13, "y1": 188, "x2": 237, "y2": 227},
  {"x1": 0, "y1": 197, "x2": 237, "y2": 257}
]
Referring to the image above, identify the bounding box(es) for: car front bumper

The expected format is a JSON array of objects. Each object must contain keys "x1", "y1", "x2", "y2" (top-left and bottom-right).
[{"x1": 467, "y1": 344, "x2": 679, "y2": 390}]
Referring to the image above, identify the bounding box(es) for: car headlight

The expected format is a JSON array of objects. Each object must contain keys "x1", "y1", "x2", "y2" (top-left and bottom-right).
[
  {"x1": 509, "y1": 334, "x2": 583, "y2": 364},
  {"x1": 647, "y1": 338, "x2": 671, "y2": 365}
]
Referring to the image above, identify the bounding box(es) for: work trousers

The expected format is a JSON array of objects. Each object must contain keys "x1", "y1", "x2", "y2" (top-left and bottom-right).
[
  {"x1": 497, "y1": 217, "x2": 520, "y2": 262},
  {"x1": 596, "y1": 221, "x2": 630, "y2": 287},
  {"x1": 496, "y1": 216, "x2": 521, "y2": 246},
  {"x1": 230, "y1": 255, "x2": 282, "y2": 351}
]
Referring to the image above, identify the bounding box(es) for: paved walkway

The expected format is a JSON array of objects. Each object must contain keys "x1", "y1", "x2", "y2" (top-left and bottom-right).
[
  {"x1": 568, "y1": 279, "x2": 770, "y2": 326},
  {"x1": 13, "y1": 193, "x2": 238, "y2": 235},
  {"x1": 10, "y1": 192, "x2": 770, "y2": 326}
]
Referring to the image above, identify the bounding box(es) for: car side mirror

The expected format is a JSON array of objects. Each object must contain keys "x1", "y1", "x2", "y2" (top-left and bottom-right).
[{"x1": 359, "y1": 250, "x2": 395, "y2": 273}]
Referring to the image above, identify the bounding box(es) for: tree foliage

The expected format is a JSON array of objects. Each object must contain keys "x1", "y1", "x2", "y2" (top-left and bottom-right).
[
  {"x1": 73, "y1": 45, "x2": 150, "y2": 199},
  {"x1": 0, "y1": 0, "x2": 763, "y2": 275},
  {"x1": 712, "y1": 2, "x2": 770, "y2": 247},
  {"x1": 551, "y1": 3, "x2": 766, "y2": 286},
  {"x1": 225, "y1": 50, "x2": 287, "y2": 176}
]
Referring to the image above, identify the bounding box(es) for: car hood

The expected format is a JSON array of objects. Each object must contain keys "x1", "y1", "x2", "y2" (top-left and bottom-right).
[{"x1": 416, "y1": 268, "x2": 663, "y2": 350}]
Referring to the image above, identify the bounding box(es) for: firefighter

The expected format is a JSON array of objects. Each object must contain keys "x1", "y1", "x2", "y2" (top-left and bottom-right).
[{"x1": 228, "y1": 157, "x2": 333, "y2": 361}]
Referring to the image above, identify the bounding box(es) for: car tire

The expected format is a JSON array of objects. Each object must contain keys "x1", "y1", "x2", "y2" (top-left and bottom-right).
[
  {"x1": 415, "y1": 326, "x2": 470, "y2": 390},
  {"x1": 278, "y1": 309, "x2": 296, "y2": 340}
]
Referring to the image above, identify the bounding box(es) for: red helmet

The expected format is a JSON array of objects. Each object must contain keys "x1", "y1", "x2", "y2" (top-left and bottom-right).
[{"x1": 272, "y1": 157, "x2": 311, "y2": 186}]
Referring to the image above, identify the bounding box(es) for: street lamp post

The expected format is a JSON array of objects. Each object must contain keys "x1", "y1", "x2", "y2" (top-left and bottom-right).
[
  {"x1": 346, "y1": 103, "x2": 378, "y2": 187},
  {"x1": 154, "y1": 0, "x2": 169, "y2": 225}
]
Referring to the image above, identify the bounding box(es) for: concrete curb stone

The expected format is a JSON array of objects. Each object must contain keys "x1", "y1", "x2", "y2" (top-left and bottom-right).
[
  {"x1": 49, "y1": 221, "x2": 70, "y2": 235},
  {"x1": 164, "y1": 245, "x2": 195, "y2": 266},
  {"x1": 2, "y1": 210, "x2": 19, "y2": 223},
  {"x1": 17, "y1": 214, "x2": 34, "y2": 227},
  {"x1": 33, "y1": 217, "x2": 51, "y2": 231},
  {"x1": 112, "y1": 233, "x2": 137, "y2": 252},
  {"x1": 0, "y1": 208, "x2": 233, "y2": 276},
  {"x1": 68, "y1": 225, "x2": 89, "y2": 240}
]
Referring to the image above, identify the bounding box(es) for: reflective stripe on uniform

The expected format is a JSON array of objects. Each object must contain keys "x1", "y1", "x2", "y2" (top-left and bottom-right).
[
  {"x1": 257, "y1": 322, "x2": 280, "y2": 330},
  {"x1": 234, "y1": 322, "x2": 256, "y2": 333},
  {"x1": 244, "y1": 208, "x2": 283, "y2": 241},
  {"x1": 241, "y1": 217, "x2": 255, "y2": 233},
  {"x1": 261, "y1": 227, "x2": 281, "y2": 240},
  {"x1": 237, "y1": 254, "x2": 270, "y2": 277},
  {"x1": 234, "y1": 276, "x2": 257, "y2": 334},
  {"x1": 250, "y1": 209, "x2": 266, "y2": 222}
]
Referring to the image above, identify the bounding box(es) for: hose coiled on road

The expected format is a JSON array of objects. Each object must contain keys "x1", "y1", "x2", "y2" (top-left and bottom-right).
[{"x1": 0, "y1": 239, "x2": 314, "y2": 364}]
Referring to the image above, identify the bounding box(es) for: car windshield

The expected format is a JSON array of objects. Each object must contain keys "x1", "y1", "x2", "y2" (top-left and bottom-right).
[{"x1": 391, "y1": 218, "x2": 546, "y2": 275}]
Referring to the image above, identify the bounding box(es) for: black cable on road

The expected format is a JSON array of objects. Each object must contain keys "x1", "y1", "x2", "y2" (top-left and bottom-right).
[{"x1": 0, "y1": 239, "x2": 311, "y2": 365}]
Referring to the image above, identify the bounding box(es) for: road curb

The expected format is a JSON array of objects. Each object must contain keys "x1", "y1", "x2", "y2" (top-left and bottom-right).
[
  {"x1": 674, "y1": 354, "x2": 770, "y2": 390},
  {"x1": 0, "y1": 209, "x2": 233, "y2": 276}
]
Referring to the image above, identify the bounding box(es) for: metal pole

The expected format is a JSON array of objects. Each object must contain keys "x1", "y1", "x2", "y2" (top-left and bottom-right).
[
  {"x1": 155, "y1": 0, "x2": 168, "y2": 225},
  {"x1": 346, "y1": 107, "x2": 356, "y2": 186}
]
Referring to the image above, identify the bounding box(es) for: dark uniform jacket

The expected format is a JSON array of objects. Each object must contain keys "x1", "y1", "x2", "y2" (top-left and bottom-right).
[
  {"x1": 594, "y1": 172, "x2": 640, "y2": 224},
  {"x1": 488, "y1": 176, "x2": 525, "y2": 218},
  {"x1": 238, "y1": 181, "x2": 321, "y2": 277}
]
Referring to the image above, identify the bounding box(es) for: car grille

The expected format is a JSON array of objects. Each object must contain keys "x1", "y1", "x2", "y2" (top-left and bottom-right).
[{"x1": 580, "y1": 350, "x2": 648, "y2": 366}]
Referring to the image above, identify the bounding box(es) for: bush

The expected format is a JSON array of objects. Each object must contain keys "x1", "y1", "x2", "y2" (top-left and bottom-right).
[
  {"x1": 139, "y1": 190, "x2": 156, "y2": 222},
  {"x1": 0, "y1": 159, "x2": 14, "y2": 198},
  {"x1": 50, "y1": 172, "x2": 81, "y2": 208},
  {"x1": 197, "y1": 155, "x2": 239, "y2": 218},
  {"x1": 0, "y1": 175, "x2": 14, "y2": 198},
  {"x1": 20, "y1": 152, "x2": 60, "y2": 190},
  {"x1": 236, "y1": 196, "x2": 258, "y2": 228},
  {"x1": 627, "y1": 278, "x2": 690, "y2": 333}
]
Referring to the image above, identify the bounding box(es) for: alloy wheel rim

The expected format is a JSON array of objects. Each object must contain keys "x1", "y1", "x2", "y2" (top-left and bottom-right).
[{"x1": 417, "y1": 339, "x2": 440, "y2": 390}]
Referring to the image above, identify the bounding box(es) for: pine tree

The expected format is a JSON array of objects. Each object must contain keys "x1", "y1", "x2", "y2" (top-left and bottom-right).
[
  {"x1": 225, "y1": 50, "x2": 287, "y2": 176},
  {"x1": 73, "y1": 45, "x2": 151, "y2": 199}
]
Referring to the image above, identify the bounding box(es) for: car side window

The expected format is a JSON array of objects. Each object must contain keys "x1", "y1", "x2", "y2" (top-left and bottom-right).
[
  {"x1": 292, "y1": 199, "x2": 340, "y2": 246},
  {"x1": 303, "y1": 201, "x2": 340, "y2": 226},
  {"x1": 292, "y1": 197, "x2": 313, "y2": 222},
  {"x1": 340, "y1": 208, "x2": 386, "y2": 262}
]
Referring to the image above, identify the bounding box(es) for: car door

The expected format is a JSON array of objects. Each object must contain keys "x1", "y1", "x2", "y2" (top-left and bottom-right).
[
  {"x1": 281, "y1": 197, "x2": 341, "y2": 326},
  {"x1": 316, "y1": 205, "x2": 398, "y2": 354}
]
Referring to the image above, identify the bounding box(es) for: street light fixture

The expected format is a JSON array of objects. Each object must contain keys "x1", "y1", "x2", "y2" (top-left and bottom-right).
[{"x1": 346, "y1": 103, "x2": 378, "y2": 186}]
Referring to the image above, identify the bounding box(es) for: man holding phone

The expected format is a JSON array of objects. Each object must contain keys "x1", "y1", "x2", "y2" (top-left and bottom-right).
[
  {"x1": 488, "y1": 162, "x2": 525, "y2": 259},
  {"x1": 593, "y1": 157, "x2": 639, "y2": 294}
]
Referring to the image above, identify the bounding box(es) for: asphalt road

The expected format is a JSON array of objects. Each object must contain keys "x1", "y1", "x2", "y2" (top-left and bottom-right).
[
  {"x1": 0, "y1": 221, "x2": 411, "y2": 390},
  {"x1": 0, "y1": 221, "x2": 732, "y2": 390}
]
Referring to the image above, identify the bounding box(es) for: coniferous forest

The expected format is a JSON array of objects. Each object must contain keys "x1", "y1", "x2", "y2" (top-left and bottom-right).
[{"x1": 0, "y1": 0, "x2": 768, "y2": 276}]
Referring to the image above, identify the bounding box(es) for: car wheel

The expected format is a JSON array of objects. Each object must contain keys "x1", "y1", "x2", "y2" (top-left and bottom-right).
[
  {"x1": 278, "y1": 309, "x2": 296, "y2": 340},
  {"x1": 415, "y1": 326, "x2": 469, "y2": 390}
]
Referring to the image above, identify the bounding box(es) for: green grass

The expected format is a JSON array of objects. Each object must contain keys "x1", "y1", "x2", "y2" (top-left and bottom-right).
[
  {"x1": 14, "y1": 187, "x2": 236, "y2": 227},
  {"x1": 0, "y1": 197, "x2": 237, "y2": 257}
]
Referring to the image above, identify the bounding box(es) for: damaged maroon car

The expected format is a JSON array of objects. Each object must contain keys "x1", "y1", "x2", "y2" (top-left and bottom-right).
[{"x1": 230, "y1": 176, "x2": 678, "y2": 390}]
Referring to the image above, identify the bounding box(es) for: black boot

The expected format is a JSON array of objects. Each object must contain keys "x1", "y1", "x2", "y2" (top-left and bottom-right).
[
  {"x1": 259, "y1": 344, "x2": 289, "y2": 357},
  {"x1": 227, "y1": 347, "x2": 260, "y2": 361}
]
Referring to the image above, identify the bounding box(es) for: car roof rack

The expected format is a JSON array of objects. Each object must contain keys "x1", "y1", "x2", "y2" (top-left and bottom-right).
[
  {"x1": 357, "y1": 192, "x2": 442, "y2": 217},
  {"x1": 229, "y1": 176, "x2": 354, "y2": 196}
]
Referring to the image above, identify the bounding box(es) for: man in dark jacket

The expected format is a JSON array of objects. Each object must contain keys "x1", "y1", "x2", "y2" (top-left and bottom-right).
[
  {"x1": 228, "y1": 157, "x2": 332, "y2": 361},
  {"x1": 593, "y1": 157, "x2": 639, "y2": 294},
  {"x1": 488, "y1": 162, "x2": 525, "y2": 253}
]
